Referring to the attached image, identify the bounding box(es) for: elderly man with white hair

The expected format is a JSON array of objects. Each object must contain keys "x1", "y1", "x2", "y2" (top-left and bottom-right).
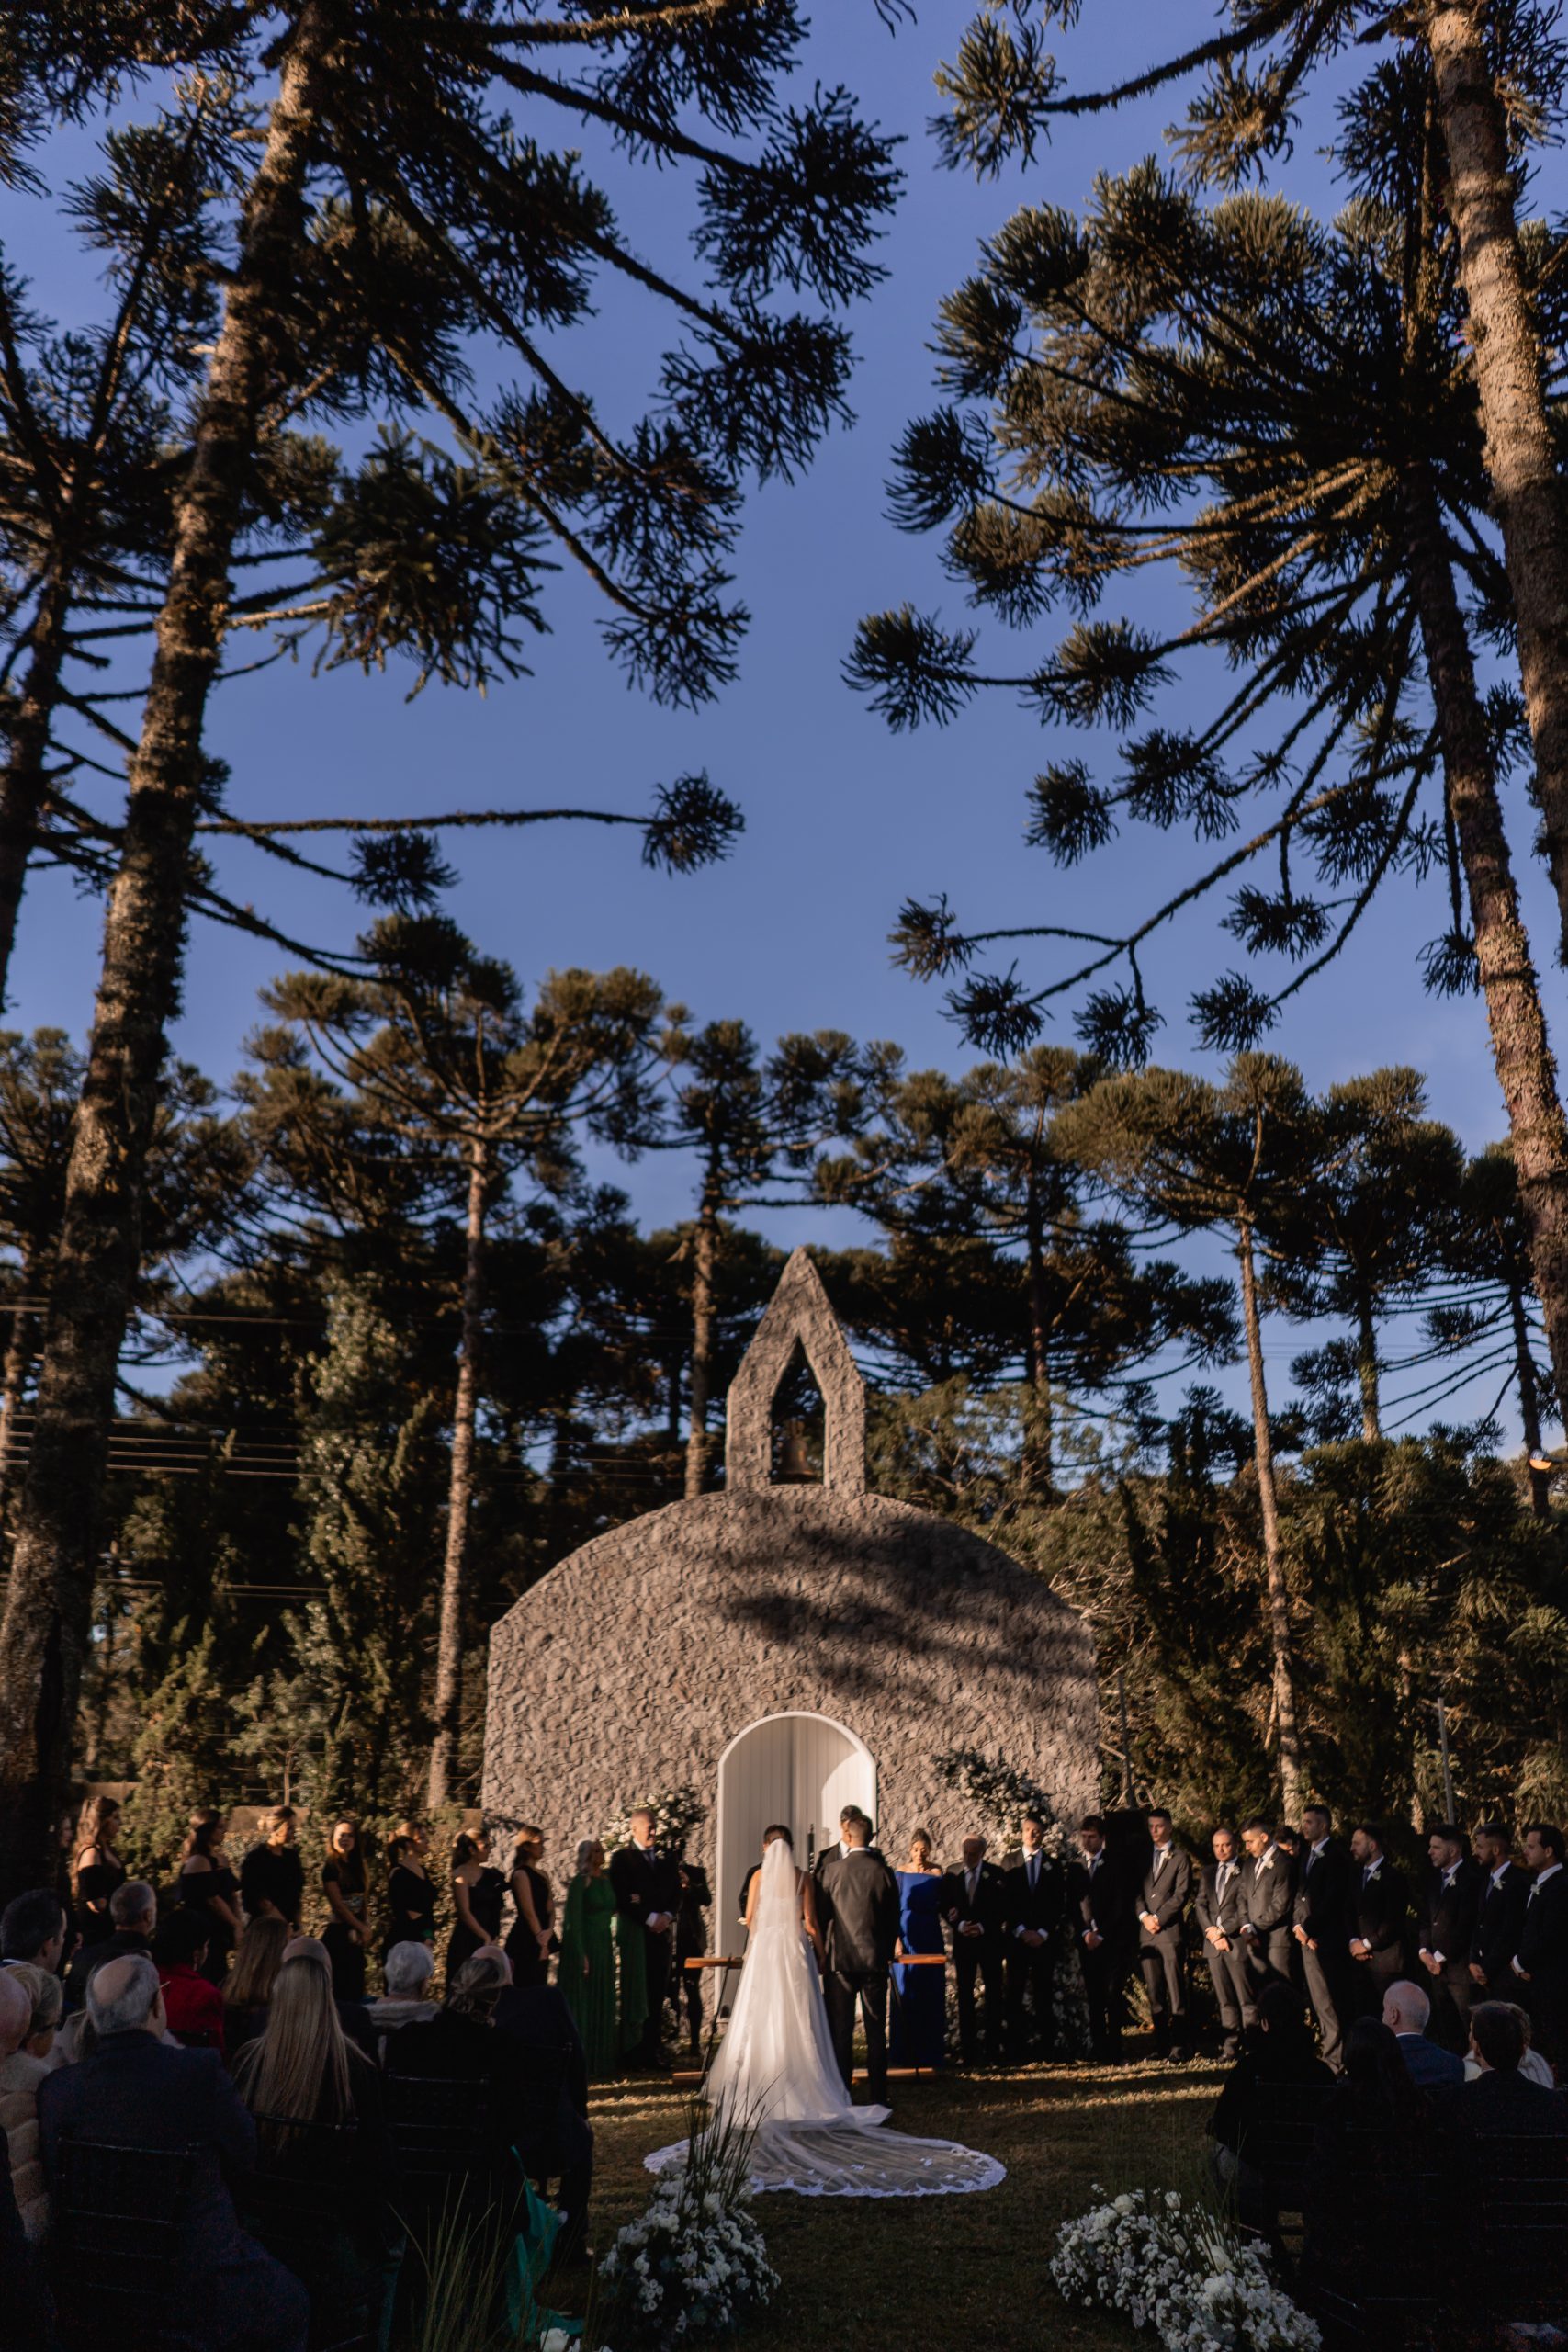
[
  {"x1": 1382, "y1": 1976, "x2": 1465, "y2": 2089},
  {"x1": 39, "y1": 1954, "x2": 308, "y2": 2350},
  {"x1": 367, "y1": 1939, "x2": 439, "y2": 2057}
]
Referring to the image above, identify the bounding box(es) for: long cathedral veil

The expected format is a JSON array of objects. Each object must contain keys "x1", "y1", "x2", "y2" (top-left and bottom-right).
[{"x1": 647, "y1": 1832, "x2": 1005, "y2": 2199}]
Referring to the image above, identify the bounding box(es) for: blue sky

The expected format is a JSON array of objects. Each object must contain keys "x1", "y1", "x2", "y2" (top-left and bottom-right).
[{"x1": 6, "y1": 5, "x2": 1560, "y2": 1433}]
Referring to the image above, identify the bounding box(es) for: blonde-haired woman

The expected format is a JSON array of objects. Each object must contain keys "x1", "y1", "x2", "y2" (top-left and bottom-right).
[
  {"x1": 70, "y1": 1792, "x2": 126, "y2": 1949},
  {"x1": 223, "y1": 1915, "x2": 291, "y2": 2058},
  {"x1": 558, "y1": 1839, "x2": 617, "y2": 2078},
  {"x1": 0, "y1": 1963, "x2": 61, "y2": 2236},
  {"x1": 234, "y1": 1957, "x2": 396, "y2": 2335}
]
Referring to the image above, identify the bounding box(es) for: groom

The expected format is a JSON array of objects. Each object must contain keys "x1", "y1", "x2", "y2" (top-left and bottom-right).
[{"x1": 817, "y1": 1815, "x2": 899, "y2": 2104}]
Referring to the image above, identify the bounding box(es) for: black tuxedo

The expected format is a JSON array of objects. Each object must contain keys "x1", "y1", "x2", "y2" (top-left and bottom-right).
[
  {"x1": 1003, "y1": 1849, "x2": 1066, "y2": 2059},
  {"x1": 1137, "y1": 1841, "x2": 1193, "y2": 2053},
  {"x1": 1195, "y1": 1857, "x2": 1250, "y2": 2055},
  {"x1": 1470, "y1": 1860, "x2": 1531, "y2": 1994},
  {"x1": 817, "y1": 1848, "x2": 899, "y2": 2100},
  {"x1": 1416, "y1": 1858, "x2": 1484, "y2": 2048},
  {"x1": 609, "y1": 1840, "x2": 682, "y2": 2062},
  {"x1": 942, "y1": 1860, "x2": 1006, "y2": 2064},
  {"x1": 1515, "y1": 1866, "x2": 1568, "y2": 2067},
  {"x1": 1238, "y1": 1845, "x2": 1295, "y2": 1985},
  {"x1": 1069, "y1": 1850, "x2": 1134, "y2": 2059},
  {"x1": 673, "y1": 1862, "x2": 712, "y2": 2052},
  {"x1": 1294, "y1": 1837, "x2": 1352, "y2": 2068},
  {"x1": 1348, "y1": 1856, "x2": 1408, "y2": 2014}
]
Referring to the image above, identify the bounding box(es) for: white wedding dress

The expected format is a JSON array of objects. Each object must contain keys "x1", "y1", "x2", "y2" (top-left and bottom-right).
[{"x1": 645, "y1": 1838, "x2": 1004, "y2": 2198}]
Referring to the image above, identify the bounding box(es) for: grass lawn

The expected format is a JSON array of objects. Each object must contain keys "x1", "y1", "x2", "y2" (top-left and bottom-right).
[{"x1": 581, "y1": 2047, "x2": 1226, "y2": 2352}]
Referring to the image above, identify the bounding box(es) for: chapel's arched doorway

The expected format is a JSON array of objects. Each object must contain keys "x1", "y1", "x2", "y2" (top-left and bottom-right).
[{"x1": 716, "y1": 1712, "x2": 876, "y2": 1948}]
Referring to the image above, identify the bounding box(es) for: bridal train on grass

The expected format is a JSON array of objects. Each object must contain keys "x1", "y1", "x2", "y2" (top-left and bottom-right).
[{"x1": 646, "y1": 1832, "x2": 1004, "y2": 2198}]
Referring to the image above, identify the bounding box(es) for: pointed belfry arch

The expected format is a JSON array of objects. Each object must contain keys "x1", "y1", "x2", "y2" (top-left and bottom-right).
[{"x1": 724, "y1": 1247, "x2": 865, "y2": 1496}]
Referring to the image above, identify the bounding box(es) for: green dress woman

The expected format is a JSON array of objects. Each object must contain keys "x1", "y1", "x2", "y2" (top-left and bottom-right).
[{"x1": 558, "y1": 1839, "x2": 620, "y2": 2079}]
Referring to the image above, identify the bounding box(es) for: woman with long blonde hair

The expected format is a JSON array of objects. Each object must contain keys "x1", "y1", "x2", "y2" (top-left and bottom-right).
[
  {"x1": 70, "y1": 1793, "x2": 126, "y2": 1947},
  {"x1": 223, "y1": 1915, "x2": 290, "y2": 2057}
]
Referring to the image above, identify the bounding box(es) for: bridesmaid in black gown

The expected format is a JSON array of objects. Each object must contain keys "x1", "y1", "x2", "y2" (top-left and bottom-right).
[
  {"x1": 503, "y1": 1825, "x2": 556, "y2": 1987},
  {"x1": 383, "y1": 1826, "x2": 436, "y2": 1978},
  {"x1": 71, "y1": 1793, "x2": 127, "y2": 1949},
  {"x1": 176, "y1": 1810, "x2": 243, "y2": 1984},
  {"x1": 446, "y1": 1827, "x2": 504, "y2": 1984}
]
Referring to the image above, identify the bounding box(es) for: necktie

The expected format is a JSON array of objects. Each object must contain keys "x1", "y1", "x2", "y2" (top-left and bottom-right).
[
  {"x1": 1154, "y1": 1849, "x2": 1167, "y2": 1876},
  {"x1": 1218, "y1": 1863, "x2": 1230, "y2": 1894},
  {"x1": 966, "y1": 1871, "x2": 977, "y2": 1902},
  {"x1": 1028, "y1": 1856, "x2": 1038, "y2": 1889}
]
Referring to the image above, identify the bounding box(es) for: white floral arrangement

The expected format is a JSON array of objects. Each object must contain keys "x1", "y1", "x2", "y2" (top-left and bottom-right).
[
  {"x1": 598, "y1": 2101, "x2": 777, "y2": 2346},
  {"x1": 1051, "y1": 2186, "x2": 1320, "y2": 2352},
  {"x1": 602, "y1": 1785, "x2": 708, "y2": 1855}
]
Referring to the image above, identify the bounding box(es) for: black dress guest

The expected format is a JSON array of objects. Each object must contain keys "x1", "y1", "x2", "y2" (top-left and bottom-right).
[
  {"x1": 383, "y1": 1834, "x2": 436, "y2": 1970},
  {"x1": 1196, "y1": 1831, "x2": 1250, "y2": 2060},
  {"x1": 1346, "y1": 1826, "x2": 1408, "y2": 2015},
  {"x1": 321, "y1": 1817, "x2": 370, "y2": 2004},
  {"x1": 1137, "y1": 1810, "x2": 1194, "y2": 2062},
  {"x1": 70, "y1": 1793, "x2": 126, "y2": 1951},
  {"x1": 1003, "y1": 1814, "x2": 1065, "y2": 2061},
  {"x1": 177, "y1": 1811, "x2": 243, "y2": 1984},
  {"x1": 944, "y1": 1837, "x2": 1007, "y2": 2066},
  {"x1": 503, "y1": 1829, "x2": 556, "y2": 1989},
  {"x1": 241, "y1": 1807, "x2": 305, "y2": 1928},
  {"x1": 1415, "y1": 1826, "x2": 1483, "y2": 2050},
  {"x1": 447, "y1": 1830, "x2": 505, "y2": 1984}
]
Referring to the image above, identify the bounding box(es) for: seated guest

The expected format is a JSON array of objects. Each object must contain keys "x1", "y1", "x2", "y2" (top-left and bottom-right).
[
  {"x1": 280, "y1": 1933, "x2": 378, "y2": 2060},
  {"x1": 234, "y1": 1955, "x2": 399, "y2": 2329},
  {"x1": 38, "y1": 1954, "x2": 308, "y2": 2351},
  {"x1": 1382, "y1": 1977, "x2": 1463, "y2": 2089},
  {"x1": 494, "y1": 1961, "x2": 595, "y2": 2262},
  {"x1": 367, "y1": 1941, "x2": 439, "y2": 2058},
  {"x1": 1206, "y1": 1979, "x2": 1332, "y2": 2230},
  {"x1": 156, "y1": 1909, "x2": 228, "y2": 2055},
  {"x1": 1463, "y1": 1999, "x2": 1556, "y2": 2089},
  {"x1": 1, "y1": 1890, "x2": 66, "y2": 1976},
  {"x1": 385, "y1": 1948, "x2": 526, "y2": 2222},
  {"x1": 0, "y1": 1972, "x2": 54, "y2": 2346},
  {"x1": 62, "y1": 1877, "x2": 157, "y2": 2008},
  {"x1": 1301, "y1": 2018, "x2": 1447, "y2": 2301},
  {"x1": 0, "y1": 1963, "x2": 61, "y2": 2237},
  {"x1": 224, "y1": 1916, "x2": 290, "y2": 2056},
  {"x1": 1455, "y1": 2000, "x2": 1568, "y2": 2133}
]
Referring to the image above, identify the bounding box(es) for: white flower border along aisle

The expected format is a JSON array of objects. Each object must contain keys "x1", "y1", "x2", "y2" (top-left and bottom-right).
[
  {"x1": 595, "y1": 2099, "x2": 778, "y2": 2347},
  {"x1": 1051, "y1": 2187, "x2": 1321, "y2": 2352}
]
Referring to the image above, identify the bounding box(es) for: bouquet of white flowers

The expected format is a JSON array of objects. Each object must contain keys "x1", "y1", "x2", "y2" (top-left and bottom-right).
[
  {"x1": 1052, "y1": 2187, "x2": 1320, "y2": 2352},
  {"x1": 599, "y1": 2102, "x2": 777, "y2": 2346}
]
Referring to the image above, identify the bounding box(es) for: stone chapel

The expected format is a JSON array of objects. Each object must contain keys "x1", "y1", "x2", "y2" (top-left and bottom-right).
[{"x1": 483, "y1": 1249, "x2": 1098, "y2": 1913}]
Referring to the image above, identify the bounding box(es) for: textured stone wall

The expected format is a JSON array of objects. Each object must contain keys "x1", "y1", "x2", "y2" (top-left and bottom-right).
[{"x1": 483, "y1": 1486, "x2": 1097, "y2": 1879}]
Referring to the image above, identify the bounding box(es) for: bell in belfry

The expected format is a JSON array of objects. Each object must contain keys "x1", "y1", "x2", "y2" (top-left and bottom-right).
[{"x1": 775, "y1": 1417, "x2": 813, "y2": 1483}]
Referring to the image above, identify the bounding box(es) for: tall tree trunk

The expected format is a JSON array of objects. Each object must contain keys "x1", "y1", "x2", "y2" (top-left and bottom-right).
[
  {"x1": 684, "y1": 1197, "x2": 716, "y2": 1500},
  {"x1": 1427, "y1": 5, "x2": 1568, "y2": 956},
  {"x1": 0, "y1": 1289, "x2": 39, "y2": 1526},
  {"x1": 1021, "y1": 1167, "x2": 1055, "y2": 1494},
  {"x1": 0, "y1": 8, "x2": 333, "y2": 1894},
  {"x1": 428, "y1": 1139, "x2": 487, "y2": 1811},
  {"x1": 0, "y1": 569, "x2": 73, "y2": 1012},
  {"x1": 1508, "y1": 1281, "x2": 1551, "y2": 1517},
  {"x1": 1236, "y1": 1209, "x2": 1304, "y2": 1816},
  {"x1": 1355, "y1": 1294, "x2": 1382, "y2": 1442},
  {"x1": 1404, "y1": 471, "x2": 1568, "y2": 1430}
]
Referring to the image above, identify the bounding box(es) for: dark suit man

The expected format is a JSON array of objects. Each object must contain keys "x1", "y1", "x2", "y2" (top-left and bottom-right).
[
  {"x1": 38, "y1": 1954, "x2": 307, "y2": 2351},
  {"x1": 1512, "y1": 1822, "x2": 1568, "y2": 2069},
  {"x1": 609, "y1": 1811, "x2": 682, "y2": 2067},
  {"x1": 814, "y1": 1808, "x2": 882, "y2": 1873},
  {"x1": 1415, "y1": 1826, "x2": 1483, "y2": 2051},
  {"x1": 1294, "y1": 1807, "x2": 1352, "y2": 2069},
  {"x1": 1196, "y1": 1828, "x2": 1250, "y2": 2060},
  {"x1": 1237, "y1": 1819, "x2": 1295, "y2": 1989},
  {"x1": 817, "y1": 1827, "x2": 899, "y2": 2102},
  {"x1": 1347, "y1": 1825, "x2": 1408, "y2": 2015},
  {"x1": 672, "y1": 1857, "x2": 712, "y2": 2057},
  {"x1": 1003, "y1": 1812, "x2": 1065, "y2": 2061},
  {"x1": 1468, "y1": 1822, "x2": 1531, "y2": 2004},
  {"x1": 1069, "y1": 1815, "x2": 1134, "y2": 2061},
  {"x1": 1382, "y1": 1977, "x2": 1465, "y2": 2088},
  {"x1": 1136, "y1": 1808, "x2": 1193, "y2": 2061},
  {"x1": 942, "y1": 1835, "x2": 1006, "y2": 2065}
]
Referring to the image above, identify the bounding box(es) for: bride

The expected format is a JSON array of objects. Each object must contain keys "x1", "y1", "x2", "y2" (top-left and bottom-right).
[{"x1": 647, "y1": 1826, "x2": 1003, "y2": 2198}]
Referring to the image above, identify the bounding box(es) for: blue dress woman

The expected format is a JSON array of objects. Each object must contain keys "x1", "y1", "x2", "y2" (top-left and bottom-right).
[{"x1": 890, "y1": 1830, "x2": 947, "y2": 2069}]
